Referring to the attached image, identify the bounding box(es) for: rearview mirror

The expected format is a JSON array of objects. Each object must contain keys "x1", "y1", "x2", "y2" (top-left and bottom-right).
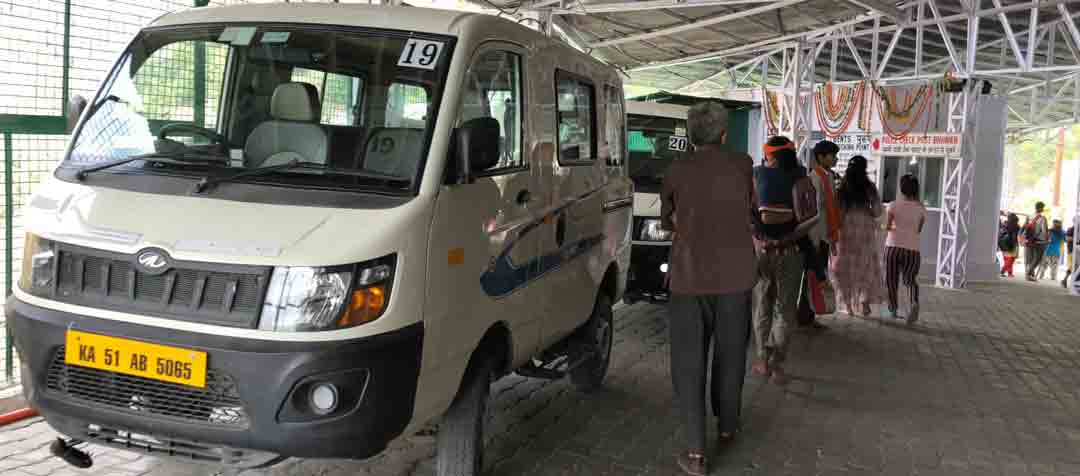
[
  {"x1": 452, "y1": 117, "x2": 501, "y2": 183},
  {"x1": 66, "y1": 95, "x2": 88, "y2": 134}
]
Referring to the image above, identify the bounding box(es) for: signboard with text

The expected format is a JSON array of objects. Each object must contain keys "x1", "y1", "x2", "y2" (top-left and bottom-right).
[
  {"x1": 809, "y1": 132, "x2": 878, "y2": 184},
  {"x1": 872, "y1": 133, "x2": 963, "y2": 157}
]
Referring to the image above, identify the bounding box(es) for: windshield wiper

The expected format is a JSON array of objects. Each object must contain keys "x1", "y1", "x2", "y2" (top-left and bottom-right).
[
  {"x1": 84, "y1": 94, "x2": 124, "y2": 121},
  {"x1": 74, "y1": 151, "x2": 230, "y2": 181},
  {"x1": 191, "y1": 161, "x2": 410, "y2": 194}
]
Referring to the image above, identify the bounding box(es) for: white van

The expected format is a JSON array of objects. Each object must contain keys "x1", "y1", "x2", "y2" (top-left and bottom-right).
[
  {"x1": 622, "y1": 98, "x2": 757, "y2": 303},
  {"x1": 6, "y1": 4, "x2": 632, "y2": 474},
  {"x1": 623, "y1": 101, "x2": 688, "y2": 303}
]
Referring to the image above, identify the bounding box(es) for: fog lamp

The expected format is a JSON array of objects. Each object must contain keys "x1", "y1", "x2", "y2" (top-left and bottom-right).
[{"x1": 310, "y1": 383, "x2": 339, "y2": 415}]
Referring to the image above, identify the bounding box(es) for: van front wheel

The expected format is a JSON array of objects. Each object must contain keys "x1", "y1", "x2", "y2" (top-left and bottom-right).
[
  {"x1": 570, "y1": 294, "x2": 613, "y2": 393},
  {"x1": 437, "y1": 356, "x2": 492, "y2": 476}
]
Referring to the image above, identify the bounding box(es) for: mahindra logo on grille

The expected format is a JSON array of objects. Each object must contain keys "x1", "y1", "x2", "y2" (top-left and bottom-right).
[{"x1": 135, "y1": 249, "x2": 171, "y2": 275}]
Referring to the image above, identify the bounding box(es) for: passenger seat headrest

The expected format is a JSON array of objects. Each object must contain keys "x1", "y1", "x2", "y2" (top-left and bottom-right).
[{"x1": 271, "y1": 82, "x2": 321, "y2": 122}]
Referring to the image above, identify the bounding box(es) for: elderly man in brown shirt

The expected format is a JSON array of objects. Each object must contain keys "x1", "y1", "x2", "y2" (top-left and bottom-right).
[{"x1": 660, "y1": 102, "x2": 756, "y2": 476}]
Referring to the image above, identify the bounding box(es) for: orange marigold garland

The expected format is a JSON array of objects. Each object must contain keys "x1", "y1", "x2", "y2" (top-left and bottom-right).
[
  {"x1": 814, "y1": 81, "x2": 864, "y2": 138},
  {"x1": 875, "y1": 84, "x2": 934, "y2": 140}
]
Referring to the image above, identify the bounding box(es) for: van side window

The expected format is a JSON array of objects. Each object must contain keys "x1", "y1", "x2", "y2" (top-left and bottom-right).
[
  {"x1": 555, "y1": 72, "x2": 596, "y2": 164},
  {"x1": 604, "y1": 85, "x2": 625, "y2": 167},
  {"x1": 460, "y1": 50, "x2": 524, "y2": 171},
  {"x1": 290, "y1": 68, "x2": 365, "y2": 126},
  {"x1": 385, "y1": 83, "x2": 429, "y2": 128}
]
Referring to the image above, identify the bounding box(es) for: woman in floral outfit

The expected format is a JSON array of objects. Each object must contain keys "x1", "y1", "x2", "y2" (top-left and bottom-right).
[{"x1": 830, "y1": 156, "x2": 884, "y2": 316}]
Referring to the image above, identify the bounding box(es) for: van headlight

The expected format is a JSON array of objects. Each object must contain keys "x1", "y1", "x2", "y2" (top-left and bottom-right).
[
  {"x1": 259, "y1": 255, "x2": 395, "y2": 332},
  {"x1": 639, "y1": 219, "x2": 673, "y2": 242},
  {"x1": 19, "y1": 233, "x2": 56, "y2": 294}
]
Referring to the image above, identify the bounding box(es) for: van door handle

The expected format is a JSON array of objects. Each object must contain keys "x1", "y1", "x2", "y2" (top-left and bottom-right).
[{"x1": 516, "y1": 189, "x2": 532, "y2": 205}]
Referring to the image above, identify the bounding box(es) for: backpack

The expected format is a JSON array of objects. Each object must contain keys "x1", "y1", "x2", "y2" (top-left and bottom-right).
[
  {"x1": 998, "y1": 228, "x2": 1012, "y2": 251},
  {"x1": 1026, "y1": 215, "x2": 1048, "y2": 243},
  {"x1": 1022, "y1": 218, "x2": 1038, "y2": 241}
]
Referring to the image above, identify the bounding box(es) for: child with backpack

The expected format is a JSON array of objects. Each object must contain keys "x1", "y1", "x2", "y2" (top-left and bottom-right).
[{"x1": 999, "y1": 213, "x2": 1020, "y2": 278}]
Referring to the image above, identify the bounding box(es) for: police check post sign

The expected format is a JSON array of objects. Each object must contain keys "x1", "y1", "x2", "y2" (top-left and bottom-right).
[{"x1": 873, "y1": 133, "x2": 962, "y2": 157}]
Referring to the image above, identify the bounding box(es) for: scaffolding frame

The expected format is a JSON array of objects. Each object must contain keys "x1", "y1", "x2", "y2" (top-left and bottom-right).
[
  {"x1": 519, "y1": 0, "x2": 1080, "y2": 133},
  {"x1": 511, "y1": 0, "x2": 1080, "y2": 290}
]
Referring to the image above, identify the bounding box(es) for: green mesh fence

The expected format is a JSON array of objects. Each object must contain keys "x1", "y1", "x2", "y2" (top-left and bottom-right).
[
  {"x1": 323, "y1": 73, "x2": 361, "y2": 126},
  {"x1": 290, "y1": 68, "x2": 365, "y2": 126},
  {"x1": 0, "y1": 0, "x2": 226, "y2": 391},
  {"x1": 0, "y1": 0, "x2": 66, "y2": 117},
  {"x1": 0, "y1": 0, "x2": 430, "y2": 391},
  {"x1": 133, "y1": 39, "x2": 229, "y2": 130}
]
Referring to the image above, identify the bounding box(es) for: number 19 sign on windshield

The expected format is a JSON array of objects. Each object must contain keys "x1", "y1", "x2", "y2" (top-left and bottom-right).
[{"x1": 398, "y1": 39, "x2": 445, "y2": 70}]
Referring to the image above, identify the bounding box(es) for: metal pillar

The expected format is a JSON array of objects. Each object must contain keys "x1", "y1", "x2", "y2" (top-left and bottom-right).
[
  {"x1": 936, "y1": 87, "x2": 974, "y2": 289},
  {"x1": 194, "y1": 42, "x2": 206, "y2": 127},
  {"x1": 1072, "y1": 169, "x2": 1080, "y2": 294},
  {"x1": 4, "y1": 131, "x2": 11, "y2": 381},
  {"x1": 787, "y1": 41, "x2": 808, "y2": 144},
  {"x1": 61, "y1": 0, "x2": 71, "y2": 115}
]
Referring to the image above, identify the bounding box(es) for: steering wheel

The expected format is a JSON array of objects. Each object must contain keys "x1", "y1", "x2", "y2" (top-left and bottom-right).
[{"x1": 157, "y1": 123, "x2": 228, "y2": 146}]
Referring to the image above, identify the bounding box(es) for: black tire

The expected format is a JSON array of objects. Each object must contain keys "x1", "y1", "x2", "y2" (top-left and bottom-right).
[
  {"x1": 437, "y1": 356, "x2": 492, "y2": 476},
  {"x1": 570, "y1": 293, "x2": 614, "y2": 393}
]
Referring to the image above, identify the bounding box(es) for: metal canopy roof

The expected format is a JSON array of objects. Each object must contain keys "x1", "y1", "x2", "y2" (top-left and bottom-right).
[
  {"x1": 627, "y1": 90, "x2": 758, "y2": 107},
  {"x1": 495, "y1": 0, "x2": 1080, "y2": 133}
]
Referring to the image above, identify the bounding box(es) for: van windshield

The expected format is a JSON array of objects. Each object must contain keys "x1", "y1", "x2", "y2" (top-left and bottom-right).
[
  {"x1": 63, "y1": 24, "x2": 452, "y2": 194},
  {"x1": 627, "y1": 114, "x2": 688, "y2": 193}
]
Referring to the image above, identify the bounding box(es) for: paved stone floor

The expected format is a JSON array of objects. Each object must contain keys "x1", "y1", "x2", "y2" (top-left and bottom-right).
[{"x1": 2, "y1": 280, "x2": 1078, "y2": 476}]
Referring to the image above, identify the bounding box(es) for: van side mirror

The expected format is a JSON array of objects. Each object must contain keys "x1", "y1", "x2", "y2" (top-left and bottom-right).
[
  {"x1": 452, "y1": 117, "x2": 501, "y2": 183},
  {"x1": 66, "y1": 95, "x2": 88, "y2": 134}
]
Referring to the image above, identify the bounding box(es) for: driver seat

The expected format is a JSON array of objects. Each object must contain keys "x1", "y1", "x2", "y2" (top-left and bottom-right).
[{"x1": 244, "y1": 82, "x2": 328, "y2": 167}]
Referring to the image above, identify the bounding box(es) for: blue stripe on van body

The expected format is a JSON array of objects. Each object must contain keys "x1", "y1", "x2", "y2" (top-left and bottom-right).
[
  {"x1": 479, "y1": 188, "x2": 606, "y2": 299},
  {"x1": 480, "y1": 234, "x2": 604, "y2": 298}
]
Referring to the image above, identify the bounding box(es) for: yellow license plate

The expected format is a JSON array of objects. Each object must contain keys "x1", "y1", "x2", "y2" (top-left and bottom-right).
[{"x1": 65, "y1": 330, "x2": 207, "y2": 388}]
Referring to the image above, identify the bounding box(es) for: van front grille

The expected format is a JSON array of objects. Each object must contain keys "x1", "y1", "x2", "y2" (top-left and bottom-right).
[
  {"x1": 51, "y1": 244, "x2": 270, "y2": 328},
  {"x1": 46, "y1": 347, "x2": 249, "y2": 428}
]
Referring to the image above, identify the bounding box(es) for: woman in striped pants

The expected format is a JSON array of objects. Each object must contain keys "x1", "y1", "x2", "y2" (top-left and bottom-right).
[{"x1": 884, "y1": 175, "x2": 927, "y2": 324}]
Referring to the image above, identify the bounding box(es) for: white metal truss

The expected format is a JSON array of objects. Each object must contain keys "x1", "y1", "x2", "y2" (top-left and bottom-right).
[
  {"x1": 507, "y1": 0, "x2": 1080, "y2": 133},
  {"x1": 936, "y1": 88, "x2": 974, "y2": 289},
  {"x1": 481, "y1": 0, "x2": 1080, "y2": 290},
  {"x1": 1073, "y1": 167, "x2": 1080, "y2": 294}
]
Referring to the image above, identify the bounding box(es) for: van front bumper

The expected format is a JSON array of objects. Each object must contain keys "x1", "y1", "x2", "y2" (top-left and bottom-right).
[{"x1": 6, "y1": 298, "x2": 423, "y2": 463}]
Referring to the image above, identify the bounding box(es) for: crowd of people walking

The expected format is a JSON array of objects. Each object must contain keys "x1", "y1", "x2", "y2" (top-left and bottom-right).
[
  {"x1": 659, "y1": 102, "x2": 935, "y2": 475},
  {"x1": 999, "y1": 203, "x2": 1077, "y2": 286}
]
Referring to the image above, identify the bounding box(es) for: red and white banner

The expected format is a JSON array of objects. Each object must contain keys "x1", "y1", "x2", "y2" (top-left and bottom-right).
[{"x1": 871, "y1": 133, "x2": 962, "y2": 157}]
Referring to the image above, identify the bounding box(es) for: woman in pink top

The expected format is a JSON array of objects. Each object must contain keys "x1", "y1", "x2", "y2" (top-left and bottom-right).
[{"x1": 885, "y1": 174, "x2": 927, "y2": 324}]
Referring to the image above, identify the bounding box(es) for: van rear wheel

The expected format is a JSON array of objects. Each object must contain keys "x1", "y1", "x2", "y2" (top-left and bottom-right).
[
  {"x1": 570, "y1": 293, "x2": 613, "y2": 393},
  {"x1": 437, "y1": 356, "x2": 492, "y2": 476}
]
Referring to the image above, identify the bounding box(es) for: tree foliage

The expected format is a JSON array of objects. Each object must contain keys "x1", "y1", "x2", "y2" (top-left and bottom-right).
[{"x1": 1003, "y1": 126, "x2": 1080, "y2": 216}]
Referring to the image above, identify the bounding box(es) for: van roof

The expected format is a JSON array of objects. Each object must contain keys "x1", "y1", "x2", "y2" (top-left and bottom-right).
[{"x1": 152, "y1": 3, "x2": 474, "y2": 36}]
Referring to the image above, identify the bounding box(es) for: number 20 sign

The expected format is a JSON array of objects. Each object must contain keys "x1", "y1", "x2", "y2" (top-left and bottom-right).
[
  {"x1": 398, "y1": 39, "x2": 445, "y2": 70},
  {"x1": 668, "y1": 136, "x2": 689, "y2": 152}
]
